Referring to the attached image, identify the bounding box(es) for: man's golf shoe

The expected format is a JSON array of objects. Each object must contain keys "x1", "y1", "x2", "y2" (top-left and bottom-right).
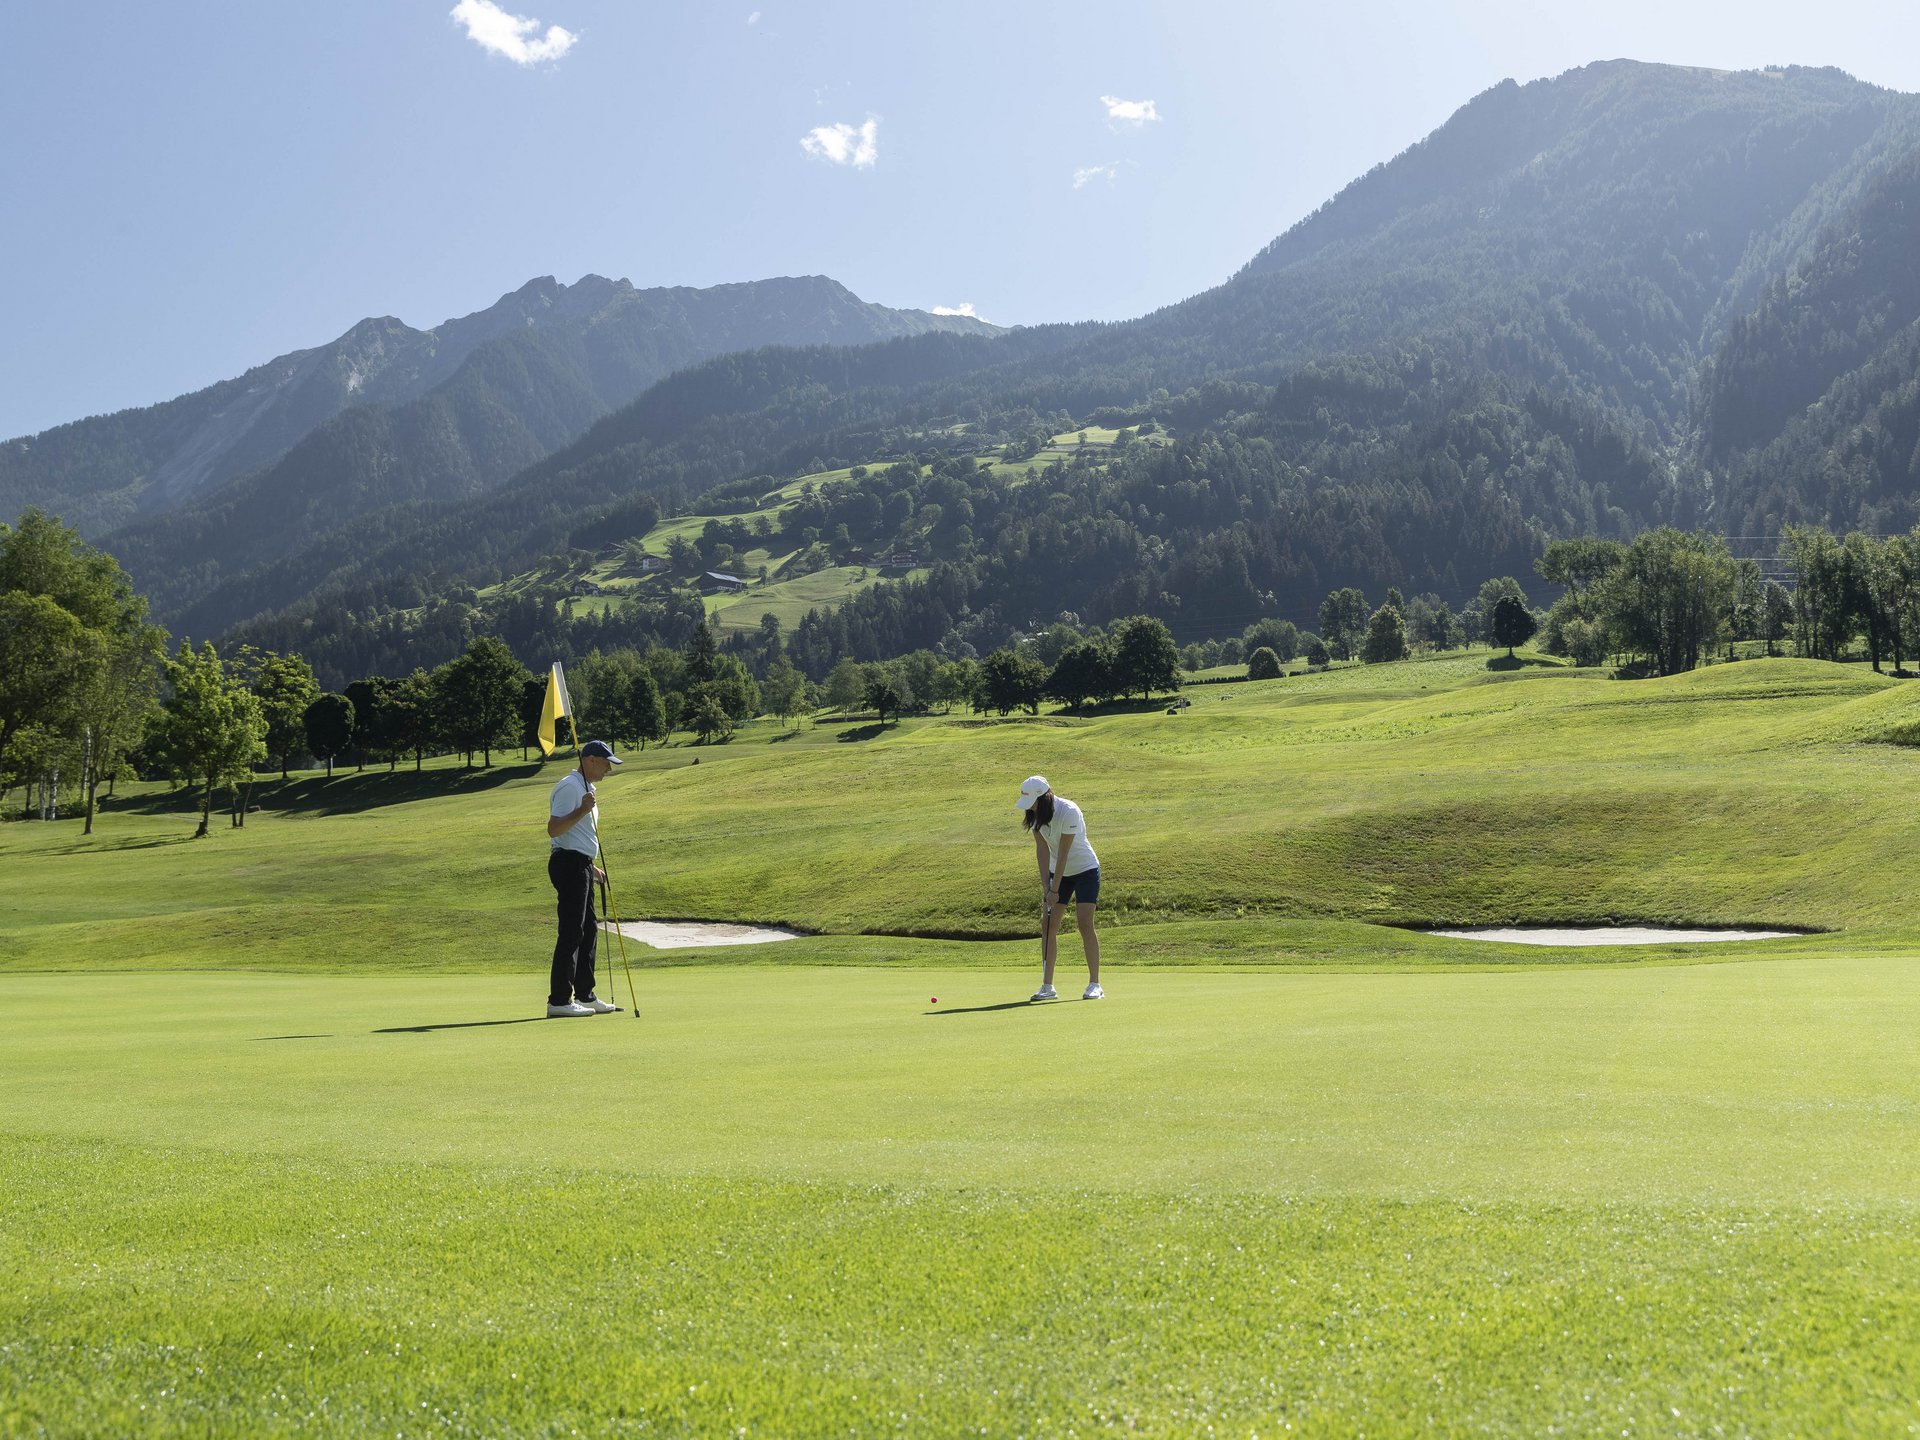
[
  {"x1": 546, "y1": 1000, "x2": 595, "y2": 1017},
  {"x1": 580, "y1": 996, "x2": 620, "y2": 1014}
]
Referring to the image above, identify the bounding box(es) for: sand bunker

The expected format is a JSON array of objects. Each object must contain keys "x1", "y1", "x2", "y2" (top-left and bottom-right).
[
  {"x1": 1430, "y1": 926, "x2": 1797, "y2": 947},
  {"x1": 606, "y1": 919, "x2": 802, "y2": 949}
]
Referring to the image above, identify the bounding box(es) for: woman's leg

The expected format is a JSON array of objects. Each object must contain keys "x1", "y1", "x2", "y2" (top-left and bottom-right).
[{"x1": 1075, "y1": 902, "x2": 1100, "y2": 983}]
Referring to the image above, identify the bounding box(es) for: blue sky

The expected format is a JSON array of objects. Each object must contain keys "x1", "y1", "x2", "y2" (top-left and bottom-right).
[{"x1": 4, "y1": 0, "x2": 1918, "y2": 438}]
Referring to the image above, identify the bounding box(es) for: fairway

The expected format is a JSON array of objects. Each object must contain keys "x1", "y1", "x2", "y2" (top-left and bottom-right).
[{"x1": 6, "y1": 656, "x2": 1920, "y2": 1434}]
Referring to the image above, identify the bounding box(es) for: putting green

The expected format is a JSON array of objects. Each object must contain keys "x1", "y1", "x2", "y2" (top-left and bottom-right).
[
  {"x1": 3, "y1": 961, "x2": 1918, "y2": 1437},
  {"x1": 5, "y1": 961, "x2": 1915, "y2": 1204}
]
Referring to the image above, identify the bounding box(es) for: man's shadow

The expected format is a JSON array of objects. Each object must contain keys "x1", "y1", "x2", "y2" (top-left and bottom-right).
[
  {"x1": 373, "y1": 1018, "x2": 549, "y2": 1034},
  {"x1": 924, "y1": 999, "x2": 1051, "y2": 1016}
]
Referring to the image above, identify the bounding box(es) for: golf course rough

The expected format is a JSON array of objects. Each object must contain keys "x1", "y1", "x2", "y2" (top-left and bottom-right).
[{"x1": 3, "y1": 653, "x2": 1919, "y2": 1436}]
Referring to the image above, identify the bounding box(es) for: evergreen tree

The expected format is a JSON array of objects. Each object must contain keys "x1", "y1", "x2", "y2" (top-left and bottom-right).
[
  {"x1": 625, "y1": 665, "x2": 669, "y2": 748},
  {"x1": 683, "y1": 620, "x2": 720, "y2": 684}
]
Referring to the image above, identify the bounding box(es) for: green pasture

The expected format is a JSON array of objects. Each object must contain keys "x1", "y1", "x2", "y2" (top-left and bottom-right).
[
  {"x1": 705, "y1": 562, "x2": 927, "y2": 632},
  {"x1": 5, "y1": 655, "x2": 1919, "y2": 1434}
]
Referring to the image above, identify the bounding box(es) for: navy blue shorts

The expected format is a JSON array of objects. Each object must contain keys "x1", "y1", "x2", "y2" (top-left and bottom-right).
[{"x1": 1053, "y1": 867, "x2": 1101, "y2": 907}]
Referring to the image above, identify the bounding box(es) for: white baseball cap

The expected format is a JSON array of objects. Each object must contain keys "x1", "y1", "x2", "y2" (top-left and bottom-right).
[{"x1": 1015, "y1": 775, "x2": 1051, "y2": 812}]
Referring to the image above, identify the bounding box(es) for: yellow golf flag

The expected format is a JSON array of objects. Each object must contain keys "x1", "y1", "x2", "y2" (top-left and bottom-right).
[{"x1": 537, "y1": 662, "x2": 573, "y2": 756}]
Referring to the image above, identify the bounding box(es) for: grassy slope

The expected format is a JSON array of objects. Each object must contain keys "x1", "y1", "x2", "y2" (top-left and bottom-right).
[
  {"x1": 7, "y1": 654, "x2": 1920, "y2": 975},
  {"x1": 6, "y1": 656, "x2": 1920, "y2": 1436},
  {"x1": 491, "y1": 435, "x2": 1168, "y2": 630},
  {"x1": 703, "y1": 563, "x2": 928, "y2": 634}
]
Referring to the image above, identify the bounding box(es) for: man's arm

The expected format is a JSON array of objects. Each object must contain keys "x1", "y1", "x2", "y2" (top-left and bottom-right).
[{"x1": 546, "y1": 782, "x2": 595, "y2": 839}]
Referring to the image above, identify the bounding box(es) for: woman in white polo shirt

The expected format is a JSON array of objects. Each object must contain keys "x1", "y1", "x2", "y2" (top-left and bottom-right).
[{"x1": 1015, "y1": 775, "x2": 1103, "y2": 1001}]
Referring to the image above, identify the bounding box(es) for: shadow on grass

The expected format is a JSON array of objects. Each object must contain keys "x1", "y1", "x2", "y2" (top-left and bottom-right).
[
  {"x1": 837, "y1": 723, "x2": 892, "y2": 743},
  {"x1": 42, "y1": 833, "x2": 198, "y2": 855},
  {"x1": 252, "y1": 1034, "x2": 333, "y2": 1041},
  {"x1": 1485, "y1": 654, "x2": 1560, "y2": 671},
  {"x1": 924, "y1": 999, "x2": 1048, "y2": 1016},
  {"x1": 274, "y1": 764, "x2": 540, "y2": 817},
  {"x1": 374, "y1": 1017, "x2": 547, "y2": 1034},
  {"x1": 102, "y1": 762, "x2": 548, "y2": 821}
]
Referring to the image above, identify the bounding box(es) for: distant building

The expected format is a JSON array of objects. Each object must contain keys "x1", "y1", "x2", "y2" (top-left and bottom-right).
[
  {"x1": 881, "y1": 550, "x2": 919, "y2": 569},
  {"x1": 632, "y1": 554, "x2": 668, "y2": 575},
  {"x1": 702, "y1": 571, "x2": 747, "y2": 592}
]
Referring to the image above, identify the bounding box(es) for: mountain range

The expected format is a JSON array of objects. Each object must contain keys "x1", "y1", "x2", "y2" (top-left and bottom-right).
[
  {"x1": 12, "y1": 60, "x2": 1920, "y2": 683},
  {"x1": 0, "y1": 275, "x2": 995, "y2": 596}
]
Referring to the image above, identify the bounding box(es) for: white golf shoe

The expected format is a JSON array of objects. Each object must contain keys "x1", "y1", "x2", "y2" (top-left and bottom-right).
[
  {"x1": 1031, "y1": 983, "x2": 1058, "y2": 1002},
  {"x1": 1082, "y1": 983, "x2": 1105, "y2": 1000},
  {"x1": 546, "y1": 1000, "x2": 594, "y2": 1018},
  {"x1": 580, "y1": 996, "x2": 620, "y2": 1014}
]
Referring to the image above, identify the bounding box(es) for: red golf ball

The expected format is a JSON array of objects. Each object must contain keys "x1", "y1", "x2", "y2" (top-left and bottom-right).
[{"x1": 931, "y1": 997, "x2": 938, "y2": 1004}]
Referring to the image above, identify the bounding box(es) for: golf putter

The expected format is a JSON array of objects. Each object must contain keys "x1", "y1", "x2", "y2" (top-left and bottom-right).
[
  {"x1": 1038, "y1": 899, "x2": 1052, "y2": 998},
  {"x1": 595, "y1": 877, "x2": 625, "y2": 1012},
  {"x1": 599, "y1": 869, "x2": 641, "y2": 1017}
]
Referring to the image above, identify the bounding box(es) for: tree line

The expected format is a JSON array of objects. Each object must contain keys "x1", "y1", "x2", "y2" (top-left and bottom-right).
[{"x1": 10, "y1": 506, "x2": 1919, "y2": 837}]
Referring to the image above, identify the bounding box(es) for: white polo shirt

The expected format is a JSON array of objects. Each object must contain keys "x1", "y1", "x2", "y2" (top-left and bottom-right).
[
  {"x1": 549, "y1": 771, "x2": 599, "y2": 857},
  {"x1": 1037, "y1": 796, "x2": 1099, "y2": 877}
]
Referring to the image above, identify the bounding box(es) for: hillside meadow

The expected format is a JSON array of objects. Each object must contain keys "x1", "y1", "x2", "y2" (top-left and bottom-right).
[{"x1": 4, "y1": 653, "x2": 1918, "y2": 1436}]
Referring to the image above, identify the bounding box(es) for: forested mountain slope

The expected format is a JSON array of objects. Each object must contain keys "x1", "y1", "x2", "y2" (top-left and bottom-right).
[
  {"x1": 1696, "y1": 143, "x2": 1920, "y2": 536},
  {"x1": 1, "y1": 273, "x2": 995, "y2": 541},
  {"x1": 105, "y1": 62, "x2": 1920, "y2": 678},
  {"x1": 100, "y1": 278, "x2": 996, "y2": 624}
]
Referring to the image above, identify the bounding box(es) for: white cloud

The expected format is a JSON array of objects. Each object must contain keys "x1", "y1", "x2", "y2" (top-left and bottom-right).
[
  {"x1": 450, "y1": 0, "x2": 578, "y2": 65},
  {"x1": 1100, "y1": 95, "x2": 1161, "y2": 127},
  {"x1": 747, "y1": 10, "x2": 761, "y2": 23},
  {"x1": 932, "y1": 303, "x2": 979, "y2": 318},
  {"x1": 1073, "y1": 163, "x2": 1119, "y2": 189},
  {"x1": 801, "y1": 118, "x2": 878, "y2": 168}
]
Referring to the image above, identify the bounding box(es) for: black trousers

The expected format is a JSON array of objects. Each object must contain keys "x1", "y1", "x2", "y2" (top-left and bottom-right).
[{"x1": 548, "y1": 849, "x2": 598, "y2": 1006}]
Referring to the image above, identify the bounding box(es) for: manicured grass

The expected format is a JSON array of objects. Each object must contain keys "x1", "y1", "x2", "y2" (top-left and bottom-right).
[
  {"x1": 7, "y1": 656, "x2": 1920, "y2": 1434},
  {"x1": 8, "y1": 655, "x2": 1918, "y2": 975},
  {"x1": 2, "y1": 962, "x2": 1917, "y2": 1436},
  {"x1": 10, "y1": 1137, "x2": 1913, "y2": 1439},
  {"x1": 5, "y1": 964, "x2": 1917, "y2": 1200}
]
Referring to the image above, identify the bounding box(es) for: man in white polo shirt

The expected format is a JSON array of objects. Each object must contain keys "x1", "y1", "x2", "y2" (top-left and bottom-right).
[{"x1": 544, "y1": 739, "x2": 623, "y2": 1017}]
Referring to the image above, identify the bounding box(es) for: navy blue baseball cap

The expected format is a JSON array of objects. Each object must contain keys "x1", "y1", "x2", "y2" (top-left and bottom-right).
[{"x1": 580, "y1": 739, "x2": 624, "y2": 765}]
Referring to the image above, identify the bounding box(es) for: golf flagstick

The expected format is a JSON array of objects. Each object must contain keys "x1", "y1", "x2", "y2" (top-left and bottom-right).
[{"x1": 562, "y1": 704, "x2": 640, "y2": 1018}]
